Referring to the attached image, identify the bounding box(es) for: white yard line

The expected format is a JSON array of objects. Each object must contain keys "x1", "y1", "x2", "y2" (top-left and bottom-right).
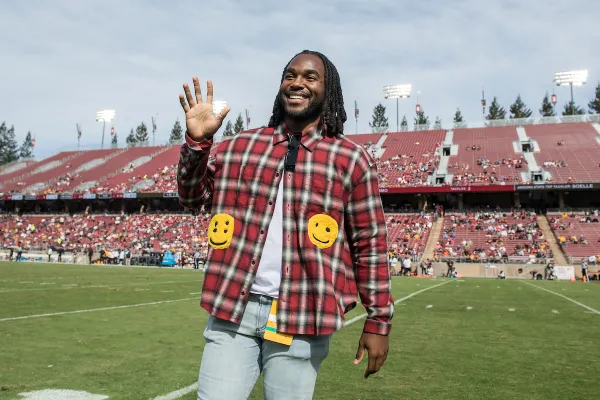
[
  {"x1": 0, "y1": 297, "x2": 200, "y2": 322},
  {"x1": 522, "y1": 281, "x2": 600, "y2": 315},
  {"x1": 0, "y1": 279, "x2": 203, "y2": 293},
  {"x1": 151, "y1": 279, "x2": 453, "y2": 400}
]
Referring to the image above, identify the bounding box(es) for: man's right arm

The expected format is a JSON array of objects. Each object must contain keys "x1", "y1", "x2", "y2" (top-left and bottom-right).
[{"x1": 177, "y1": 132, "x2": 217, "y2": 210}]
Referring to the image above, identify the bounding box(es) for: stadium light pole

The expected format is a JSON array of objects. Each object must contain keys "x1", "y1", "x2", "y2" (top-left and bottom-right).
[
  {"x1": 553, "y1": 70, "x2": 588, "y2": 114},
  {"x1": 383, "y1": 84, "x2": 412, "y2": 132},
  {"x1": 96, "y1": 110, "x2": 116, "y2": 149}
]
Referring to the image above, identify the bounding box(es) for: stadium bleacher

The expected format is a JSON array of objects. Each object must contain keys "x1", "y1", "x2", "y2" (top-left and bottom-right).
[
  {"x1": 434, "y1": 210, "x2": 552, "y2": 263},
  {"x1": 448, "y1": 127, "x2": 525, "y2": 185},
  {"x1": 548, "y1": 211, "x2": 600, "y2": 263},
  {"x1": 3, "y1": 122, "x2": 600, "y2": 197},
  {"x1": 526, "y1": 123, "x2": 600, "y2": 183}
]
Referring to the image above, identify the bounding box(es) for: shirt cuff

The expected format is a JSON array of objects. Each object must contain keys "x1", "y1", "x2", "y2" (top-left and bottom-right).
[
  {"x1": 363, "y1": 318, "x2": 392, "y2": 336},
  {"x1": 185, "y1": 131, "x2": 213, "y2": 152}
]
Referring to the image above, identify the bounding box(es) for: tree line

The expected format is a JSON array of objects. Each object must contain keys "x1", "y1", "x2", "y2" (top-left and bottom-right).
[
  {"x1": 0, "y1": 123, "x2": 35, "y2": 166},
  {"x1": 369, "y1": 82, "x2": 600, "y2": 132}
]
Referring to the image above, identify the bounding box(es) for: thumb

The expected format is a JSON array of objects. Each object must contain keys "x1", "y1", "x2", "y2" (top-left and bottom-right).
[
  {"x1": 354, "y1": 338, "x2": 365, "y2": 365},
  {"x1": 216, "y1": 106, "x2": 231, "y2": 123}
]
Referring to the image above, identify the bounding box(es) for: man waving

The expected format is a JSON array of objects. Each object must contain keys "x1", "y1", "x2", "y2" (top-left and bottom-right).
[{"x1": 177, "y1": 50, "x2": 393, "y2": 400}]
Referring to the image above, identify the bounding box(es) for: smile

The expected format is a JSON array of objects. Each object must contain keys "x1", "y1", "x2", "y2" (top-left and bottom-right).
[
  {"x1": 209, "y1": 238, "x2": 228, "y2": 246},
  {"x1": 312, "y1": 234, "x2": 330, "y2": 244}
]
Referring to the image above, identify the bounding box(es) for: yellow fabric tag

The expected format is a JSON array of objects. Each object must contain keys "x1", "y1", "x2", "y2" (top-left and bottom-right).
[{"x1": 263, "y1": 300, "x2": 293, "y2": 346}]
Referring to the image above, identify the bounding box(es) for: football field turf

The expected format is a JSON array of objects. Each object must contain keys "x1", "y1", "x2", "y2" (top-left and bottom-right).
[{"x1": 1, "y1": 262, "x2": 598, "y2": 399}]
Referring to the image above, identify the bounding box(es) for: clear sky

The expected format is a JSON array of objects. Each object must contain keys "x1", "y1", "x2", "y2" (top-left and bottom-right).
[{"x1": 1, "y1": 0, "x2": 599, "y2": 159}]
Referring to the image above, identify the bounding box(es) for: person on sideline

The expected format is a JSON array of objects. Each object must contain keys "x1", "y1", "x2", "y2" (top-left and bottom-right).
[{"x1": 177, "y1": 50, "x2": 393, "y2": 399}]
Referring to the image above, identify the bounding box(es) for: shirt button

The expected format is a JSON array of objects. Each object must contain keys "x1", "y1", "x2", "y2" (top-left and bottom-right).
[{"x1": 251, "y1": 260, "x2": 256, "y2": 265}]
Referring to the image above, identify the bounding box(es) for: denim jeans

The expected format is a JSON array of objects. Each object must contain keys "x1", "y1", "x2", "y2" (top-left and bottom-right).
[{"x1": 197, "y1": 293, "x2": 331, "y2": 400}]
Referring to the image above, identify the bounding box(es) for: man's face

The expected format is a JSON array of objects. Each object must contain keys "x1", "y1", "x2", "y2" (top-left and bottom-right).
[{"x1": 278, "y1": 53, "x2": 326, "y2": 122}]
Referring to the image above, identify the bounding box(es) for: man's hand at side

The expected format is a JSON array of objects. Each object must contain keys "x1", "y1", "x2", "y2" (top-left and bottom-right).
[{"x1": 353, "y1": 332, "x2": 389, "y2": 378}]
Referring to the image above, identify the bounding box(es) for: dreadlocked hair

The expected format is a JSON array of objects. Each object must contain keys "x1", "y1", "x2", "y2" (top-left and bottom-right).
[{"x1": 268, "y1": 50, "x2": 347, "y2": 137}]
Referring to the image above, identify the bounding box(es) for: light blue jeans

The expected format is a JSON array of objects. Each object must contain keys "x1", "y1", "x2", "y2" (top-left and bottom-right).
[{"x1": 197, "y1": 293, "x2": 331, "y2": 400}]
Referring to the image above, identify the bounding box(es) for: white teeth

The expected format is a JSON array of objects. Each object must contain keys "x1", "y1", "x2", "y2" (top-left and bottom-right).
[{"x1": 289, "y1": 95, "x2": 304, "y2": 99}]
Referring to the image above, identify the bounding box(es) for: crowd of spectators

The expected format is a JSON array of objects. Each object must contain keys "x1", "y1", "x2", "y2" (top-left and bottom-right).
[
  {"x1": 0, "y1": 213, "x2": 211, "y2": 261},
  {"x1": 376, "y1": 154, "x2": 439, "y2": 188},
  {"x1": 448, "y1": 156, "x2": 525, "y2": 186},
  {"x1": 386, "y1": 213, "x2": 434, "y2": 262},
  {"x1": 548, "y1": 210, "x2": 600, "y2": 264},
  {"x1": 434, "y1": 210, "x2": 552, "y2": 263}
]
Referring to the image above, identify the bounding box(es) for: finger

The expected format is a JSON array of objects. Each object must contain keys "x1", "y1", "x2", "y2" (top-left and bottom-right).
[
  {"x1": 183, "y1": 83, "x2": 195, "y2": 108},
  {"x1": 179, "y1": 94, "x2": 190, "y2": 113},
  {"x1": 375, "y1": 353, "x2": 387, "y2": 372},
  {"x1": 364, "y1": 352, "x2": 378, "y2": 378},
  {"x1": 216, "y1": 106, "x2": 231, "y2": 123},
  {"x1": 206, "y1": 80, "x2": 214, "y2": 104},
  {"x1": 193, "y1": 77, "x2": 203, "y2": 104},
  {"x1": 354, "y1": 340, "x2": 365, "y2": 365}
]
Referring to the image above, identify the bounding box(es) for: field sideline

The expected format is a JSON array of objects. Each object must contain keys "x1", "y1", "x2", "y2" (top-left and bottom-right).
[{"x1": 1, "y1": 262, "x2": 599, "y2": 400}]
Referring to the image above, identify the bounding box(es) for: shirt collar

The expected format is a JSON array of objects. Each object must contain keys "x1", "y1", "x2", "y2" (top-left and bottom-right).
[{"x1": 271, "y1": 120, "x2": 326, "y2": 152}]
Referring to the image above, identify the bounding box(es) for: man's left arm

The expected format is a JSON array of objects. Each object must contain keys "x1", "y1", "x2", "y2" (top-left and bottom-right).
[
  {"x1": 344, "y1": 158, "x2": 394, "y2": 377},
  {"x1": 345, "y1": 160, "x2": 394, "y2": 334}
]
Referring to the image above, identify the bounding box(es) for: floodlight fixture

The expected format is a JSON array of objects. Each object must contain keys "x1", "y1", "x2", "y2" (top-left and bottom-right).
[
  {"x1": 213, "y1": 100, "x2": 227, "y2": 116},
  {"x1": 553, "y1": 70, "x2": 588, "y2": 87},
  {"x1": 96, "y1": 109, "x2": 116, "y2": 149},
  {"x1": 96, "y1": 110, "x2": 116, "y2": 122},
  {"x1": 553, "y1": 69, "x2": 588, "y2": 114},
  {"x1": 383, "y1": 84, "x2": 412, "y2": 132},
  {"x1": 383, "y1": 84, "x2": 412, "y2": 99}
]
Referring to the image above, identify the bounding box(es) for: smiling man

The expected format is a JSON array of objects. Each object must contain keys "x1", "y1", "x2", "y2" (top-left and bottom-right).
[{"x1": 177, "y1": 50, "x2": 394, "y2": 400}]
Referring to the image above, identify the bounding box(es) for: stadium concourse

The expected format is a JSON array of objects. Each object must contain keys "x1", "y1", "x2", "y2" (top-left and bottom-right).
[{"x1": 2, "y1": 117, "x2": 600, "y2": 278}]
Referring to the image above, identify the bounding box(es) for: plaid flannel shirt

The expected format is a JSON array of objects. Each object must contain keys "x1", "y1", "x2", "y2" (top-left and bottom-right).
[{"x1": 177, "y1": 123, "x2": 393, "y2": 336}]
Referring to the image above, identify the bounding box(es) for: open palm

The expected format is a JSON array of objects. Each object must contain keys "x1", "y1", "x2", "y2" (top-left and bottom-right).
[{"x1": 179, "y1": 77, "x2": 231, "y2": 141}]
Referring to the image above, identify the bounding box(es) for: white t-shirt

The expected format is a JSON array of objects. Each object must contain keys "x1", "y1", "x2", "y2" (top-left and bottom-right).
[{"x1": 250, "y1": 179, "x2": 284, "y2": 298}]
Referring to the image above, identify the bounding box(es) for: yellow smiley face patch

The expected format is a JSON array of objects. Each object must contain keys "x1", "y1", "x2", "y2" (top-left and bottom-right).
[
  {"x1": 207, "y1": 213, "x2": 234, "y2": 249},
  {"x1": 308, "y1": 214, "x2": 339, "y2": 249}
]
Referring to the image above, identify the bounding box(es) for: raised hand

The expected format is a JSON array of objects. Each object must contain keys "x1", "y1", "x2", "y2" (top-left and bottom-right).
[{"x1": 178, "y1": 77, "x2": 231, "y2": 142}]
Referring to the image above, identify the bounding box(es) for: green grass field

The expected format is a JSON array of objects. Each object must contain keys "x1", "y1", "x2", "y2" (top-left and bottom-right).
[{"x1": 1, "y1": 262, "x2": 599, "y2": 400}]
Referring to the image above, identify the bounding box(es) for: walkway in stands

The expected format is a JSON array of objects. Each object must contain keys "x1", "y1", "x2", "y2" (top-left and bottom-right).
[
  {"x1": 536, "y1": 215, "x2": 567, "y2": 265},
  {"x1": 422, "y1": 215, "x2": 443, "y2": 261}
]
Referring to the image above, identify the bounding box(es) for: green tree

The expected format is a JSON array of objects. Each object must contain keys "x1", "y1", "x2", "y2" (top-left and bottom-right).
[
  {"x1": 126, "y1": 128, "x2": 137, "y2": 147},
  {"x1": 486, "y1": 97, "x2": 506, "y2": 120},
  {"x1": 453, "y1": 108, "x2": 465, "y2": 128},
  {"x1": 234, "y1": 114, "x2": 245, "y2": 134},
  {"x1": 169, "y1": 120, "x2": 183, "y2": 144},
  {"x1": 588, "y1": 82, "x2": 600, "y2": 114},
  {"x1": 400, "y1": 115, "x2": 408, "y2": 132},
  {"x1": 0, "y1": 122, "x2": 19, "y2": 165},
  {"x1": 539, "y1": 92, "x2": 556, "y2": 117},
  {"x1": 222, "y1": 120, "x2": 235, "y2": 137},
  {"x1": 369, "y1": 103, "x2": 389, "y2": 133},
  {"x1": 19, "y1": 131, "x2": 34, "y2": 159},
  {"x1": 509, "y1": 94, "x2": 532, "y2": 119},
  {"x1": 562, "y1": 101, "x2": 585, "y2": 116},
  {"x1": 135, "y1": 122, "x2": 149, "y2": 143},
  {"x1": 111, "y1": 133, "x2": 118, "y2": 146},
  {"x1": 414, "y1": 109, "x2": 430, "y2": 130},
  {"x1": 433, "y1": 116, "x2": 442, "y2": 130}
]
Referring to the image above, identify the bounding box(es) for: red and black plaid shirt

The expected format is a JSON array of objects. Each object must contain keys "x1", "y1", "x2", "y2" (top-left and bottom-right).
[{"x1": 177, "y1": 123, "x2": 393, "y2": 336}]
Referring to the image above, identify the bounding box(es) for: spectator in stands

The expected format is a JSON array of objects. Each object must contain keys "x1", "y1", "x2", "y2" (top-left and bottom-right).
[{"x1": 176, "y1": 51, "x2": 392, "y2": 398}]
